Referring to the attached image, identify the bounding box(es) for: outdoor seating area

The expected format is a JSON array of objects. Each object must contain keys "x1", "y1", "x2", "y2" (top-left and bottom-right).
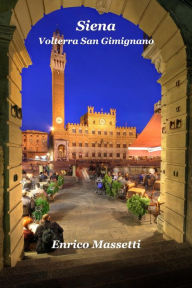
[
  {"x1": 21, "y1": 167, "x2": 65, "y2": 252},
  {"x1": 94, "y1": 167, "x2": 162, "y2": 223}
]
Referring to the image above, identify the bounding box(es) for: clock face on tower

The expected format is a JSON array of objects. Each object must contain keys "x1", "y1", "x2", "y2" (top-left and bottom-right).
[
  {"x1": 56, "y1": 117, "x2": 63, "y2": 124},
  {"x1": 100, "y1": 118, "x2": 106, "y2": 125}
]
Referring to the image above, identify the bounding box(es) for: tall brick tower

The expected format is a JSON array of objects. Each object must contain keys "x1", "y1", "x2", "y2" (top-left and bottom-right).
[{"x1": 50, "y1": 30, "x2": 66, "y2": 130}]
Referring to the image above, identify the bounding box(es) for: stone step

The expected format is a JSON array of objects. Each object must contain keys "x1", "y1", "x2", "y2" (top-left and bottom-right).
[
  {"x1": 2, "y1": 242, "x2": 192, "y2": 280},
  {"x1": 1, "y1": 251, "x2": 192, "y2": 288},
  {"x1": 15, "y1": 239, "x2": 179, "y2": 268}
]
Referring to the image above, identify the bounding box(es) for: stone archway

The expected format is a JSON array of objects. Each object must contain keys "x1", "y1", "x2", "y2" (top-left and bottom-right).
[{"x1": 0, "y1": 0, "x2": 192, "y2": 269}]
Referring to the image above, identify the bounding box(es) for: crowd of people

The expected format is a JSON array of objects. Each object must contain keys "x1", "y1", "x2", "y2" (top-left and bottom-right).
[
  {"x1": 95, "y1": 167, "x2": 160, "y2": 199},
  {"x1": 21, "y1": 167, "x2": 65, "y2": 253}
]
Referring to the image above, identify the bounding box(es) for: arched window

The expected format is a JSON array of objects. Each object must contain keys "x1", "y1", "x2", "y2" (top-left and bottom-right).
[{"x1": 58, "y1": 144, "x2": 65, "y2": 158}]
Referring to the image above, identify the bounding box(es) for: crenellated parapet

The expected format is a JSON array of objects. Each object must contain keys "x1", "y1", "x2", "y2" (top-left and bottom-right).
[{"x1": 116, "y1": 126, "x2": 136, "y2": 130}]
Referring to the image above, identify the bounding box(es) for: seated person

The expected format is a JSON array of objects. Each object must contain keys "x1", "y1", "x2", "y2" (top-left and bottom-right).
[
  {"x1": 23, "y1": 179, "x2": 33, "y2": 190},
  {"x1": 112, "y1": 172, "x2": 118, "y2": 180},
  {"x1": 35, "y1": 214, "x2": 64, "y2": 254},
  {"x1": 117, "y1": 172, "x2": 123, "y2": 182},
  {"x1": 35, "y1": 183, "x2": 48, "y2": 199},
  {"x1": 23, "y1": 216, "x2": 35, "y2": 251},
  {"x1": 22, "y1": 190, "x2": 35, "y2": 217}
]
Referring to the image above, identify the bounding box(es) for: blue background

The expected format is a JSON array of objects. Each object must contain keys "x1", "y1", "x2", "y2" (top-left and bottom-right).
[{"x1": 22, "y1": 7, "x2": 161, "y2": 133}]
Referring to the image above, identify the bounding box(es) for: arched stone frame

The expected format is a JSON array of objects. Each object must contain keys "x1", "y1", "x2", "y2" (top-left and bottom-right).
[{"x1": 0, "y1": 0, "x2": 192, "y2": 268}]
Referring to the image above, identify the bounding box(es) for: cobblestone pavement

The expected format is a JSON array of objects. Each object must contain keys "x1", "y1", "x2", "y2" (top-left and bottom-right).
[{"x1": 49, "y1": 181, "x2": 157, "y2": 245}]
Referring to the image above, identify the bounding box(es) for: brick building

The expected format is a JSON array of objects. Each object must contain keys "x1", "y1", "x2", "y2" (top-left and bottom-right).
[
  {"x1": 22, "y1": 130, "x2": 48, "y2": 159},
  {"x1": 50, "y1": 31, "x2": 136, "y2": 162},
  {"x1": 52, "y1": 106, "x2": 136, "y2": 161}
]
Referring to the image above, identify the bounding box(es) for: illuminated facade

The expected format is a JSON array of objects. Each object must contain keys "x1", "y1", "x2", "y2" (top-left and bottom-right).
[
  {"x1": 128, "y1": 101, "x2": 161, "y2": 159},
  {"x1": 22, "y1": 130, "x2": 48, "y2": 159},
  {"x1": 50, "y1": 31, "x2": 136, "y2": 161}
]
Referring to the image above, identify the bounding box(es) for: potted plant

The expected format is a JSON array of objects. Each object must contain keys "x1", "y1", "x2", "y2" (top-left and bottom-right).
[
  {"x1": 111, "y1": 180, "x2": 123, "y2": 198},
  {"x1": 57, "y1": 174, "x2": 64, "y2": 188},
  {"x1": 127, "y1": 194, "x2": 150, "y2": 220},
  {"x1": 32, "y1": 197, "x2": 49, "y2": 222},
  {"x1": 47, "y1": 182, "x2": 59, "y2": 200},
  {"x1": 103, "y1": 174, "x2": 112, "y2": 196}
]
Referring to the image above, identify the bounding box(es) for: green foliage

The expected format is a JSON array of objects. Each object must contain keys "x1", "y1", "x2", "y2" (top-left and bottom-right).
[
  {"x1": 111, "y1": 181, "x2": 123, "y2": 197},
  {"x1": 32, "y1": 197, "x2": 49, "y2": 221},
  {"x1": 103, "y1": 174, "x2": 113, "y2": 196},
  {"x1": 103, "y1": 175, "x2": 122, "y2": 197},
  {"x1": 57, "y1": 175, "x2": 64, "y2": 187},
  {"x1": 127, "y1": 195, "x2": 150, "y2": 218},
  {"x1": 47, "y1": 182, "x2": 59, "y2": 195}
]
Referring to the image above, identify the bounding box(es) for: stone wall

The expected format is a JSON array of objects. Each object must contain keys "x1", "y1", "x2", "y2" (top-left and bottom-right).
[{"x1": 0, "y1": 146, "x2": 4, "y2": 270}]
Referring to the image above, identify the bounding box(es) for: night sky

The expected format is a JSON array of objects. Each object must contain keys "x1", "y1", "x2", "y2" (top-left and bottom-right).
[{"x1": 22, "y1": 7, "x2": 161, "y2": 133}]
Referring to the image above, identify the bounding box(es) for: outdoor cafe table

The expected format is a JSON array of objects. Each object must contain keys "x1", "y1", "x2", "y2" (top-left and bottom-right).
[{"x1": 126, "y1": 187, "x2": 145, "y2": 199}]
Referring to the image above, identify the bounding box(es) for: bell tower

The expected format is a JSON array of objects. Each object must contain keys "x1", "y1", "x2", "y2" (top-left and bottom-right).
[{"x1": 50, "y1": 30, "x2": 66, "y2": 130}]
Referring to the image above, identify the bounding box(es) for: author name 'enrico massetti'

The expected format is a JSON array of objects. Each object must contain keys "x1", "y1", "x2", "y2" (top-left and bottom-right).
[{"x1": 52, "y1": 240, "x2": 141, "y2": 249}]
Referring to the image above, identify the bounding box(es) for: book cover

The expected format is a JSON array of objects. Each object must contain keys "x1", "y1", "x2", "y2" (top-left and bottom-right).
[{"x1": 0, "y1": 0, "x2": 192, "y2": 287}]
